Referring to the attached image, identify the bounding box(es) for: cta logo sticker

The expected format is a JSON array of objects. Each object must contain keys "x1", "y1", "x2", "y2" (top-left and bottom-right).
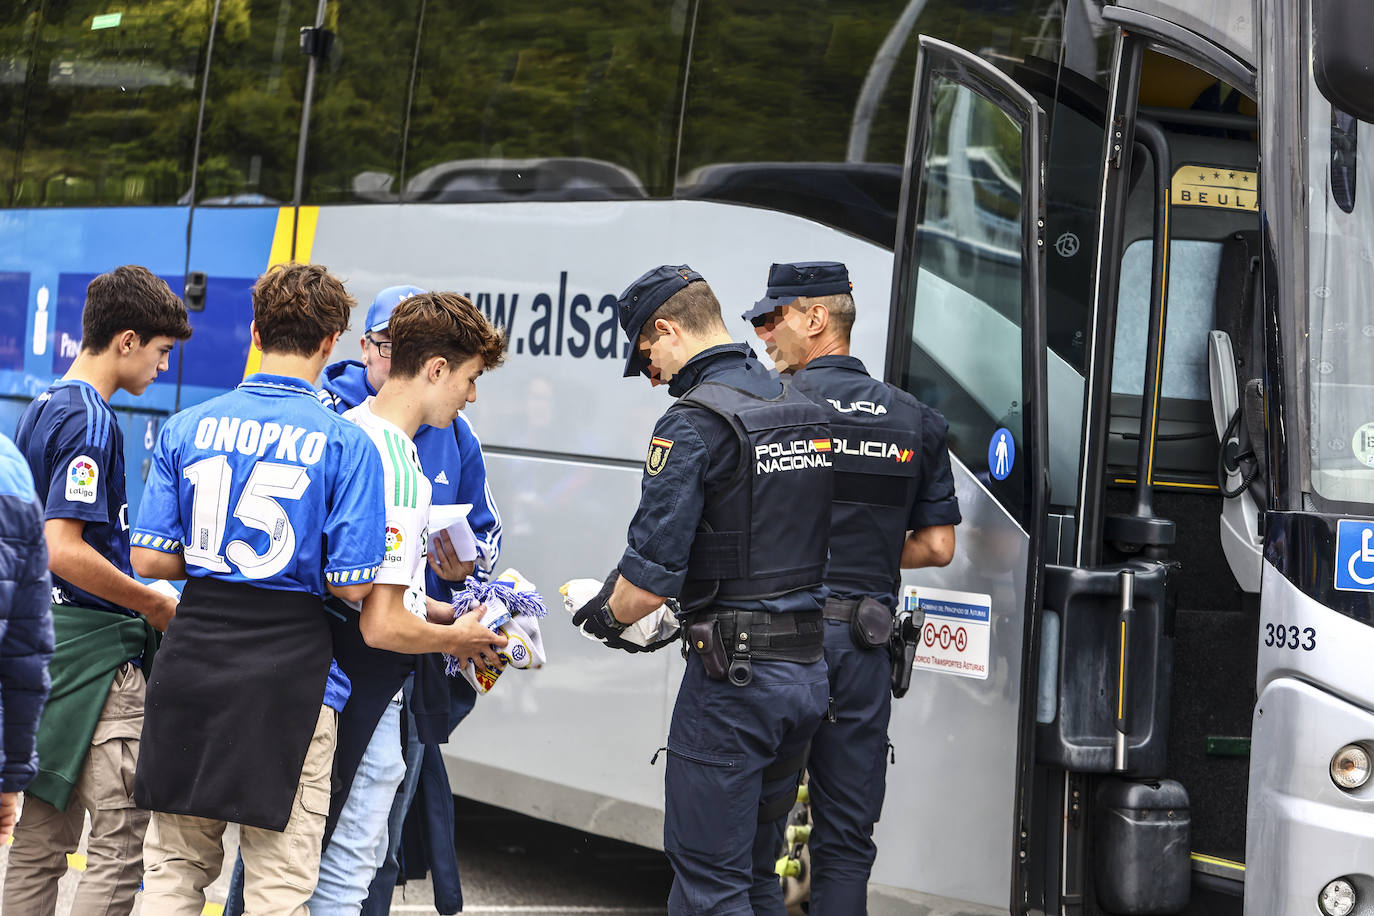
[{"x1": 66, "y1": 455, "x2": 98, "y2": 503}]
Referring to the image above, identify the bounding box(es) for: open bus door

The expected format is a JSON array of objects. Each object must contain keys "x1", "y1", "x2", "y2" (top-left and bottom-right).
[{"x1": 874, "y1": 36, "x2": 1049, "y2": 914}]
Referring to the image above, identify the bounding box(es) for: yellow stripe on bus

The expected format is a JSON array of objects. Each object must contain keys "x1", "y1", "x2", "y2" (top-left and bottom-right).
[
  {"x1": 1191, "y1": 851, "x2": 1246, "y2": 872},
  {"x1": 243, "y1": 206, "x2": 322, "y2": 379}
]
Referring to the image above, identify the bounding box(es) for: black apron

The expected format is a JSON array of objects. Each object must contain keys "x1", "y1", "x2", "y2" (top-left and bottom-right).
[
  {"x1": 135, "y1": 577, "x2": 332, "y2": 831},
  {"x1": 323, "y1": 601, "x2": 414, "y2": 844}
]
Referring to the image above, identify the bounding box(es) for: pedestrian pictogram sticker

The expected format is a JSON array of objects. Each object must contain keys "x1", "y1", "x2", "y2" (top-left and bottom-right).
[
  {"x1": 1335, "y1": 519, "x2": 1374, "y2": 592},
  {"x1": 902, "y1": 585, "x2": 992, "y2": 680},
  {"x1": 988, "y1": 428, "x2": 1014, "y2": 481}
]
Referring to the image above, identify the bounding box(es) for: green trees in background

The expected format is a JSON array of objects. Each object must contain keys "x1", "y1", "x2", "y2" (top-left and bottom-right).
[{"x1": 0, "y1": 0, "x2": 1057, "y2": 209}]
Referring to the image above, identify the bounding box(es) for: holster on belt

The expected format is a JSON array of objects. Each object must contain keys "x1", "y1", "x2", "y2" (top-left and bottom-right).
[{"x1": 889, "y1": 604, "x2": 924, "y2": 699}]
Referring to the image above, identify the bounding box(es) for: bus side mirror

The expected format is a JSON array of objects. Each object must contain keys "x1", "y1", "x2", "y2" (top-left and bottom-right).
[
  {"x1": 184, "y1": 271, "x2": 207, "y2": 312},
  {"x1": 1313, "y1": 0, "x2": 1374, "y2": 123}
]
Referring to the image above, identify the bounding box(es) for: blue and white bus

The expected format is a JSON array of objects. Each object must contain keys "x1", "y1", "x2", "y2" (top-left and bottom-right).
[{"x1": 3, "y1": 0, "x2": 1372, "y2": 913}]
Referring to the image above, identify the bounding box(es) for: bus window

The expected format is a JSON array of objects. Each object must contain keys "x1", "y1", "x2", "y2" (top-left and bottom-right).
[
  {"x1": 897, "y1": 76, "x2": 1029, "y2": 519},
  {"x1": 0, "y1": 1, "x2": 207, "y2": 207},
  {"x1": 676, "y1": 0, "x2": 1063, "y2": 248},
  {"x1": 401, "y1": 1, "x2": 684, "y2": 202},
  {"x1": 194, "y1": 0, "x2": 315, "y2": 205},
  {"x1": 301, "y1": 0, "x2": 421, "y2": 204}
]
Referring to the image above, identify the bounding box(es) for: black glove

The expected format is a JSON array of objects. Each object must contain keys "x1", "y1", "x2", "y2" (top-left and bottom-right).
[{"x1": 571, "y1": 570, "x2": 637, "y2": 650}]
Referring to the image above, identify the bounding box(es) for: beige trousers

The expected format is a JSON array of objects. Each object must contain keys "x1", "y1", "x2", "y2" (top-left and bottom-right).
[
  {"x1": 2, "y1": 662, "x2": 150, "y2": 916},
  {"x1": 139, "y1": 704, "x2": 336, "y2": 916}
]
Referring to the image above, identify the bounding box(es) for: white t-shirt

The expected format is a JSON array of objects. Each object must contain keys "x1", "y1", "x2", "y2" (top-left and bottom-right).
[{"x1": 344, "y1": 398, "x2": 431, "y2": 621}]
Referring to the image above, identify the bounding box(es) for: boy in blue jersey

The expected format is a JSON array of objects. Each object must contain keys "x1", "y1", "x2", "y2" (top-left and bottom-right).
[
  {"x1": 319, "y1": 285, "x2": 504, "y2": 915},
  {"x1": 4, "y1": 265, "x2": 190, "y2": 916},
  {"x1": 309, "y1": 291, "x2": 509, "y2": 914},
  {"x1": 129, "y1": 263, "x2": 386, "y2": 916}
]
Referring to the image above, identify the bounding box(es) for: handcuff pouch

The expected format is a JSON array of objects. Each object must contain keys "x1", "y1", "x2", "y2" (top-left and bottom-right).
[{"x1": 851, "y1": 596, "x2": 894, "y2": 649}]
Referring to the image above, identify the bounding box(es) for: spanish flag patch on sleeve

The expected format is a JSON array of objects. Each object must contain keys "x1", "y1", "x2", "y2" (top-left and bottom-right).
[{"x1": 646, "y1": 436, "x2": 674, "y2": 476}]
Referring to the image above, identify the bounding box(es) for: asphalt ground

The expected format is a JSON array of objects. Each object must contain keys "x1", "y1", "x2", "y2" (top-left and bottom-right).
[{"x1": 0, "y1": 797, "x2": 672, "y2": 915}]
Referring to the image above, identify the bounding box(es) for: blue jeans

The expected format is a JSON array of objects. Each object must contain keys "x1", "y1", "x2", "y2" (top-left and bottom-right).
[
  {"x1": 806, "y1": 619, "x2": 893, "y2": 915},
  {"x1": 664, "y1": 654, "x2": 828, "y2": 916},
  {"x1": 308, "y1": 698, "x2": 408, "y2": 915},
  {"x1": 361, "y1": 690, "x2": 424, "y2": 915}
]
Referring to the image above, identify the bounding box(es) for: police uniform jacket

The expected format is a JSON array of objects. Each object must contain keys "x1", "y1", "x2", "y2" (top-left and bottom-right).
[
  {"x1": 790, "y1": 355, "x2": 961, "y2": 609},
  {"x1": 618, "y1": 343, "x2": 830, "y2": 616}
]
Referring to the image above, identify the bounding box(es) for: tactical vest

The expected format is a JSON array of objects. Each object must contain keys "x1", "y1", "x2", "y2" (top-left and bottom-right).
[
  {"x1": 673, "y1": 381, "x2": 834, "y2": 614},
  {"x1": 790, "y1": 370, "x2": 924, "y2": 602}
]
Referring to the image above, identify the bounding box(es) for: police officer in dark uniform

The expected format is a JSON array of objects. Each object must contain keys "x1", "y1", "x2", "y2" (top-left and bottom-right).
[
  {"x1": 745, "y1": 261, "x2": 961, "y2": 914},
  {"x1": 571, "y1": 265, "x2": 833, "y2": 916}
]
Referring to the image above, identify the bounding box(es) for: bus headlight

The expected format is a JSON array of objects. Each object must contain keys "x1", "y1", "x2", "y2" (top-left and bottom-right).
[
  {"x1": 1319, "y1": 878, "x2": 1356, "y2": 916},
  {"x1": 1330, "y1": 744, "x2": 1371, "y2": 790}
]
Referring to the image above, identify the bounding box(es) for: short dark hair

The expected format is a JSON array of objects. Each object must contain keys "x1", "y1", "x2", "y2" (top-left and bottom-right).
[
  {"x1": 647, "y1": 280, "x2": 727, "y2": 339},
  {"x1": 387, "y1": 292, "x2": 507, "y2": 378},
  {"x1": 82, "y1": 265, "x2": 191, "y2": 352},
  {"x1": 251, "y1": 263, "x2": 354, "y2": 357},
  {"x1": 805, "y1": 292, "x2": 856, "y2": 340}
]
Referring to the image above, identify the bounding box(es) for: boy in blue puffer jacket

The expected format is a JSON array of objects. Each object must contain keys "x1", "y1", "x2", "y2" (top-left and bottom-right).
[{"x1": 0, "y1": 432, "x2": 55, "y2": 845}]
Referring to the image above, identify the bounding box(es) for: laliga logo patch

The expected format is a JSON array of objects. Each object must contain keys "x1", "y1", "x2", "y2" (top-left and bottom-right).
[
  {"x1": 65, "y1": 455, "x2": 98, "y2": 503},
  {"x1": 646, "y1": 436, "x2": 673, "y2": 476},
  {"x1": 384, "y1": 525, "x2": 404, "y2": 563}
]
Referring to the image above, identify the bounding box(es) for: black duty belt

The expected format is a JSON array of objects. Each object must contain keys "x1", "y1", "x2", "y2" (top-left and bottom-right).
[
  {"x1": 822, "y1": 597, "x2": 860, "y2": 622},
  {"x1": 712, "y1": 609, "x2": 822, "y2": 661},
  {"x1": 681, "y1": 608, "x2": 824, "y2": 678}
]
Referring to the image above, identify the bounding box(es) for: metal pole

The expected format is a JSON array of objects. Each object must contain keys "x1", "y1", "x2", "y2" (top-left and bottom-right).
[
  {"x1": 1114, "y1": 568, "x2": 1135, "y2": 772},
  {"x1": 292, "y1": 0, "x2": 329, "y2": 225}
]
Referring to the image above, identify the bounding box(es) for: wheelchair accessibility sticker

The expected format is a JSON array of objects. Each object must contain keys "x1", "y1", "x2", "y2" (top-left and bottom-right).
[
  {"x1": 903, "y1": 586, "x2": 992, "y2": 680},
  {"x1": 1335, "y1": 519, "x2": 1374, "y2": 592}
]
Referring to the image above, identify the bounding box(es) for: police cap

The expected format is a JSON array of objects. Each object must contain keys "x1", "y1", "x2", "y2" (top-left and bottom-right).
[
  {"x1": 741, "y1": 261, "x2": 851, "y2": 324},
  {"x1": 617, "y1": 264, "x2": 704, "y2": 378},
  {"x1": 365, "y1": 285, "x2": 426, "y2": 333}
]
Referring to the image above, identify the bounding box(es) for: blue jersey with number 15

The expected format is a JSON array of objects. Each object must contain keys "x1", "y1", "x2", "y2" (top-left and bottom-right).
[{"x1": 133, "y1": 374, "x2": 386, "y2": 596}]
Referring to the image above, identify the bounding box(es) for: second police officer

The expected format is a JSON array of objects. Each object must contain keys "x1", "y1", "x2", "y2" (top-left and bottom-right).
[
  {"x1": 746, "y1": 262, "x2": 961, "y2": 914},
  {"x1": 572, "y1": 265, "x2": 833, "y2": 916}
]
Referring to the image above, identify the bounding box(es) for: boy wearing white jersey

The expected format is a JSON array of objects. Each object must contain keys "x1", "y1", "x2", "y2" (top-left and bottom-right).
[{"x1": 309, "y1": 291, "x2": 509, "y2": 914}]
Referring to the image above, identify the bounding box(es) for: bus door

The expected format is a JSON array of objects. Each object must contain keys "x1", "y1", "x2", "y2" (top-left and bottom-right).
[
  {"x1": 876, "y1": 36, "x2": 1049, "y2": 914},
  {"x1": 1036, "y1": 9, "x2": 1260, "y2": 915}
]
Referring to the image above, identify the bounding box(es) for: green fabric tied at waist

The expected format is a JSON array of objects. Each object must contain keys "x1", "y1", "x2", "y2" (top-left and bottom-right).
[{"x1": 27, "y1": 604, "x2": 159, "y2": 811}]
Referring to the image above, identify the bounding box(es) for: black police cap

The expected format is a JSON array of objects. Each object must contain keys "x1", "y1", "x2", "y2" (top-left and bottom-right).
[
  {"x1": 741, "y1": 261, "x2": 851, "y2": 324},
  {"x1": 617, "y1": 264, "x2": 704, "y2": 378}
]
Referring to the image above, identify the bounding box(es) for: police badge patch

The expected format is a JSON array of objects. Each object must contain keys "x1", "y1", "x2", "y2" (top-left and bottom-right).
[{"x1": 646, "y1": 436, "x2": 674, "y2": 476}]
